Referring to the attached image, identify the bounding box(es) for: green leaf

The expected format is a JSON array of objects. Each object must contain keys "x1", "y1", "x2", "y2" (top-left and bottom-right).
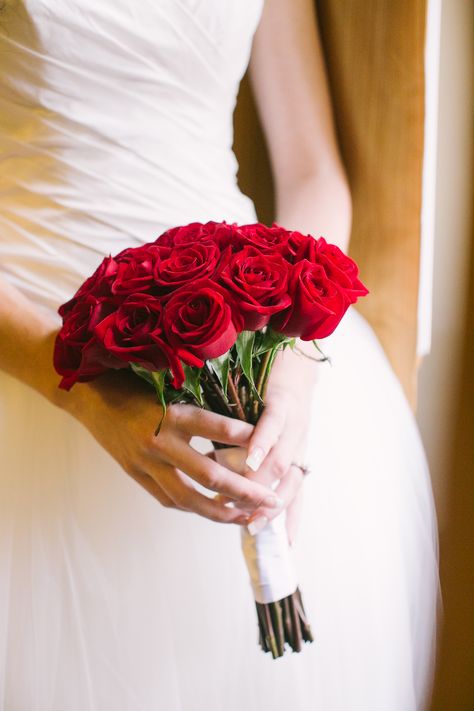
[
  {"x1": 267, "y1": 346, "x2": 280, "y2": 373},
  {"x1": 312, "y1": 340, "x2": 331, "y2": 363},
  {"x1": 235, "y1": 330, "x2": 257, "y2": 392},
  {"x1": 151, "y1": 370, "x2": 168, "y2": 436},
  {"x1": 130, "y1": 362, "x2": 155, "y2": 386},
  {"x1": 163, "y1": 384, "x2": 187, "y2": 404},
  {"x1": 209, "y1": 353, "x2": 230, "y2": 397},
  {"x1": 182, "y1": 365, "x2": 204, "y2": 407},
  {"x1": 254, "y1": 327, "x2": 292, "y2": 356}
]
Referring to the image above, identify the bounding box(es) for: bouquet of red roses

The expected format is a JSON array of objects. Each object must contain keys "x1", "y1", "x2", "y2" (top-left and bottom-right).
[{"x1": 54, "y1": 220, "x2": 368, "y2": 658}]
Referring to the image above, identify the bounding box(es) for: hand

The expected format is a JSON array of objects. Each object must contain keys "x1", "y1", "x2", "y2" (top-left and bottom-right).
[
  {"x1": 64, "y1": 368, "x2": 282, "y2": 525},
  {"x1": 222, "y1": 341, "x2": 319, "y2": 539}
]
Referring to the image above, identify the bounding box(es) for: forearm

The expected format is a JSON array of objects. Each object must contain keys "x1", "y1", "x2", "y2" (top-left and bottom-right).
[
  {"x1": 274, "y1": 166, "x2": 352, "y2": 254},
  {"x1": 0, "y1": 275, "x2": 63, "y2": 404}
]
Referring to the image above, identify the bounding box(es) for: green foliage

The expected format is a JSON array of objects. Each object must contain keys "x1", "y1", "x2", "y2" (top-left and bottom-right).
[
  {"x1": 254, "y1": 327, "x2": 290, "y2": 356},
  {"x1": 235, "y1": 330, "x2": 257, "y2": 393},
  {"x1": 130, "y1": 362, "x2": 155, "y2": 385},
  {"x1": 182, "y1": 365, "x2": 204, "y2": 406},
  {"x1": 128, "y1": 328, "x2": 303, "y2": 428},
  {"x1": 151, "y1": 370, "x2": 168, "y2": 435},
  {"x1": 209, "y1": 353, "x2": 231, "y2": 397},
  {"x1": 312, "y1": 340, "x2": 331, "y2": 363}
]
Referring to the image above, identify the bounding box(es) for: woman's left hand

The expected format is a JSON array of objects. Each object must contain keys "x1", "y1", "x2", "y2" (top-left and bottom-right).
[{"x1": 219, "y1": 341, "x2": 320, "y2": 542}]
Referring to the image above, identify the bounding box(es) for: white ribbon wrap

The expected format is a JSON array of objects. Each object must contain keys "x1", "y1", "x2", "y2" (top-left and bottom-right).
[{"x1": 215, "y1": 446, "x2": 298, "y2": 604}]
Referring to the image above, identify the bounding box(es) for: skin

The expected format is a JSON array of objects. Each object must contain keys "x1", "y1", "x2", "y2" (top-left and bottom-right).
[
  {"x1": 0, "y1": 0, "x2": 352, "y2": 541},
  {"x1": 231, "y1": 0, "x2": 352, "y2": 542}
]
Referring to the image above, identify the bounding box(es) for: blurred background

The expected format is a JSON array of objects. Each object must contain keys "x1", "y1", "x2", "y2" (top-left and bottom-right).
[{"x1": 233, "y1": 1, "x2": 473, "y2": 709}]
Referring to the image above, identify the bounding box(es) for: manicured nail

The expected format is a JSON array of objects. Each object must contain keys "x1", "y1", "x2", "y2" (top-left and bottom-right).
[
  {"x1": 245, "y1": 446, "x2": 264, "y2": 472},
  {"x1": 247, "y1": 515, "x2": 269, "y2": 536},
  {"x1": 261, "y1": 495, "x2": 284, "y2": 509}
]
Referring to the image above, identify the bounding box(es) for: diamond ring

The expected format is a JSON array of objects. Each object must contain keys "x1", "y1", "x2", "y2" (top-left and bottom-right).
[{"x1": 292, "y1": 462, "x2": 312, "y2": 477}]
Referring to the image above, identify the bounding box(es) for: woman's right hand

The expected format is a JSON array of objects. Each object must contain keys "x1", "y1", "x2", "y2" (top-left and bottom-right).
[
  {"x1": 64, "y1": 367, "x2": 283, "y2": 525},
  {"x1": 0, "y1": 278, "x2": 281, "y2": 525}
]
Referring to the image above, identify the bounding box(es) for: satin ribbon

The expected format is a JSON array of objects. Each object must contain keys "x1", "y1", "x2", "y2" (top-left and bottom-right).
[{"x1": 214, "y1": 447, "x2": 297, "y2": 604}]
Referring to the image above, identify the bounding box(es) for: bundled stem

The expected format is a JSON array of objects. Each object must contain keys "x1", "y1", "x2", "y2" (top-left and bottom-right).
[
  {"x1": 256, "y1": 588, "x2": 314, "y2": 659},
  {"x1": 203, "y1": 367, "x2": 233, "y2": 416},
  {"x1": 226, "y1": 372, "x2": 246, "y2": 421},
  {"x1": 252, "y1": 349, "x2": 272, "y2": 421},
  {"x1": 201, "y1": 335, "x2": 315, "y2": 659}
]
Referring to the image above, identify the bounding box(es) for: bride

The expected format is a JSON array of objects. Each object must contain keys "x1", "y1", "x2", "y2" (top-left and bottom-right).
[{"x1": 0, "y1": 1, "x2": 440, "y2": 709}]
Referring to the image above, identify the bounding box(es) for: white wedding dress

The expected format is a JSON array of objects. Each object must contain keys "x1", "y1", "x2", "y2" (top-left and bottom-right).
[{"x1": 0, "y1": 2, "x2": 441, "y2": 710}]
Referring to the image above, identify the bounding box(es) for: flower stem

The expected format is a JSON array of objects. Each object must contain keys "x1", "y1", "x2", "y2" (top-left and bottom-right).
[
  {"x1": 256, "y1": 350, "x2": 272, "y2": 396},
  {"x1": 255, "y1": 588, "x2": 314, "y2": 659},
  {"x1": 202, "y1": 364, "x2": 233, "y2": 417},
  {"x1": 252, "y1": 349, "x2": 272, "y2": 420},
  {"x1": 226, "y1": 371, "x2": 246, "y2": 421}
]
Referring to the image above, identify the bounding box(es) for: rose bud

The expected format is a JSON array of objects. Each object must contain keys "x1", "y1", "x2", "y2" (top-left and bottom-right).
[
  {"x1": 154, "y1": 241, "x2": 222, "y2": 292},
  {"x1": 304, "y1": 237, "x2": 369, "y2": 303},
  {"x1": 156, "y1": 220, "x2": 234, "y2": 248},
  {"x1": 239, "y1": 222, "x2": 307, "y2": 262},
  {"x1": 219, "y1": 247, "x2": 291, "y2": 331},
  {"x1": 163, "y1": 279, "x2": 242, "y2": 367},
  {"x1": 55, "y1": 295, "x2": 123, "y2": 390},
  {"x1": 94, "y1": 294, "x2": 184, "y2": 387},
  {"x1": 58, "y1": 256, "x2": 118, "y2": 319},
  {"x1": 111, "y1": 245, "x2": 165, "y2": 296},
  {"x1": 272, "y1": 260, "x2": 349, "y2": 340}
]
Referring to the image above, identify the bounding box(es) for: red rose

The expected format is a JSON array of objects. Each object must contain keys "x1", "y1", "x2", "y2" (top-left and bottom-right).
[
  {"x1": 111, "y1": 244, "x2": 165, "y2": 296},
  {"x1": 58, "y1": 256, "x2": 118, "y2": 319},
  {"x1": 154, "y1": 241, "x2": 221, "y2": 291},
  {"x1": 94, "y1": 294, "x2": 184, "y2": 387},
  {"x1": 163, "y1": 279, "x2": 241, "y2": 368},
  {"x1": 219, "y1": 247, "x2": 291, "y2": 330},
  {"x1": 239, "y1": 222, "x2": 307, "y2": 261},
  {"x1": 272, "y1": 260, "x2": 349, "y2": 340},
  {"x1": 54, "y1": 295, "x2": 123, "y2": 390},
  {"x1": 156, "y1": 221, "x2": 235, "y2": 249},
  {"x1": 301, "y1": 237, "x2": 369, "y2": 303}
]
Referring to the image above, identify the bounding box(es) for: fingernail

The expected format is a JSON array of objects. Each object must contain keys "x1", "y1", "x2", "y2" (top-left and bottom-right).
[
  {"x1": 261, "y1": 495, "x2": 284, "y2": 509},
  {"x1": 245, "y1": 446, "x2": 264, "y2": 472},
  {"x1": 247, "y1": 515, "x2": 269, "y2": 536}
]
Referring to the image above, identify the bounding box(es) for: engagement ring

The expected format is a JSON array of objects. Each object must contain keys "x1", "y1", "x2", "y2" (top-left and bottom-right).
[{"x1": 292, "y1": 462, "x2": 312, "y2": 477}]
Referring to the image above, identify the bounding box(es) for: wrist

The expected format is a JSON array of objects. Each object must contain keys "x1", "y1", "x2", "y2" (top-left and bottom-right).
[
  {"x1": 29, "y1": 329, "x2": 96, "y2": 418},
  {"x1": 33, "y1": 329, "x2": 72, "y2": 407},
  {"x1": 268, "y1": 343, "x2": 319, "y2": 398},
  {"x1": 57, "y1": 367, "x2": 148, "y2": 423}
]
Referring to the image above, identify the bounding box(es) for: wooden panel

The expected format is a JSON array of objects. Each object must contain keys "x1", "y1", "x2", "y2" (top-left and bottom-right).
[{"x1": 234, "y1": 0, "x2": 427, "y2": 405}]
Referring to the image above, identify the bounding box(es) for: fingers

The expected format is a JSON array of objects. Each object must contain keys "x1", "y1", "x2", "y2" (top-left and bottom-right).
[
  {"x1": 244, "y1": 465, "x2": 304, "y2": 522},
  {"x1": 127, "y1": 468, "x2": 178, "y2": 509},
  {"x1": 285, "y1": 487, "x2": 304, "y2": 546},
  {"x1": 245, "y1": 415, "x2": 301, "y2": 490},
  {"x1": 246, "y1": 464, "x2": 304, "y2": 532},
  {"x1": 244, "y1": 401, "x2": 286, "y2": 473},
  {"x1": 167, "y1": 404, "x2": 254, "y2": 446},
  {"x1": 268, "y1": 464, "x2": 304, "y2": 521},
  {"x1": 156, "y1": 466, "x2": 251, "y2": 525},
  {"x1": 131, "y1": 462, "x2": 251, "y2": 525},
  {"x1": 154, "y1": 433, "x2": 281, "y2": 511}
]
